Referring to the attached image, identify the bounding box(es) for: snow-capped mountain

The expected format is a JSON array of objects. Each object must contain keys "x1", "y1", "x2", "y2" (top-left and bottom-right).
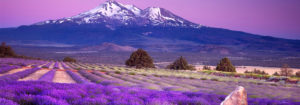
[
  {"x1": 35, "y1": 0, "x2": 201, "y2": 28},
  {"x1": 2, "y1": 0, "x2": 299, "y2": 61}
]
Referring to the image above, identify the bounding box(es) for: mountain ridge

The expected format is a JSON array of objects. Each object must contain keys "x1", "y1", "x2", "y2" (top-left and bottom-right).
[{"x1": 81, "y1": 42, "x2": 137, "y2": 52}]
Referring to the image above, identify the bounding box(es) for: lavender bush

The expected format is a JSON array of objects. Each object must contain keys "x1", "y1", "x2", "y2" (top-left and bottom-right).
[
  {"x1": 0, "y1": 65, "x2": 20, "y2": 74},
  {"x1": 78, "y1": 70, "x2": 103, "y2": 83},
  {"x1": 66, "y1": 70, "x2": 90, "y2": 84},
  {"x1": 38, "y1": 70, "x2": 56, "y2": 82},
  {"x1": 0, "y1": 81, "x2": 226, "y2": 105},
  {"x1": 42, "y1": 62, "x2": 52, "y2": 68},
  {"x1": 0, "y1": 58, "x2": 299, "y2": 105},
  {"x1": 53, "y1": 62, "x2": 60, "y2": 69},
  {"x1": 0, "y1": 98, "x2": 18, "y2": 105},
  {"x1": 80, "y1": 70, "x2": 120, "y2": 86},
  {"x1": 0, "y1": 67, "x2": 40, "y2": 82},
  {"x1": 5, "y1": 81, "x2": 300, "y2": 105},
  {"x1": 61, "y1": 62, "x2": 71, "y2": 70},
  {"x1": 0, "y1": 58, "x2": 46, "y2": 66}
]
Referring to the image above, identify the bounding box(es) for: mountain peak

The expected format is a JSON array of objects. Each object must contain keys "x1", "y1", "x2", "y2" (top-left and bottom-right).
[
  {"x1": 35, "y1": 1, "x2": 201, "y2": 28},
  {"x1": 81, "y1": 0, "x2": 125, "y2": 16},
  {"x1": 143, "y1": 7, "x2": 163, "y2": 20}
]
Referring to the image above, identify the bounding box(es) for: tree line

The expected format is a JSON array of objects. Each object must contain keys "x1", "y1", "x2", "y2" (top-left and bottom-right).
[
  {"x1": 125, "y1": 49, "x2": 300, "y2": 77},
  {"x1": 125, "y1": 48, "x2": 235, "y2": 72}
]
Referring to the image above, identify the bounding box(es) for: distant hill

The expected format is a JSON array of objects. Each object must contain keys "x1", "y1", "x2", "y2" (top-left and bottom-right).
[{"x1": 81, "y1": 42, "x2": 136, "y2": 52}]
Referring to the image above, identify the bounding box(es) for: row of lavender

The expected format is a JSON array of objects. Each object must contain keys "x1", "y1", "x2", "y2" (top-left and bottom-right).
[
  {"x1": 1, "y1": 80, "x2": 298, "y2": 105},
  {"x1": 0, "y1": 58, "x2": 49, "y2": 75},
  {"x1": 0, "y1": 68, "x2": 40, "y2": 82},
  {"x1": 0, "y1": 58, "x2": 299, "y2": 104},
  {"x1": 0, "y1": 58, "x2": 46, "y2": 67},
  {"x1": 0, "y1": 65, "x2": 20, "y2": 74},
  {"x1": 65, "y1": 62, "x2": 300, "y2": 102},
  {"x1": 71, "y1": 69, "x2": 299, "y2": 104},
  {"x1": 0, "y1": 58, "x2": 68, "y2": 70}
]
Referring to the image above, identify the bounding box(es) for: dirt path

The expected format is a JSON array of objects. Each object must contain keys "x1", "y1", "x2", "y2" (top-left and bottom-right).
[
  {"x1": 38, "y1": 63, "x2": 49, "y2": 68},
  {"x1": 58, "y1": 62, "x2": 64, "y2": 70},
  {"x1": 49, "y1": 62, "x2": 55, "y2": 69},
  {"x1": 18, "y1": 69, "x2": 49, "y2": 81},
  {"x1": 53, "y1": 71, "x2": 76, "y2": 83},
  {"x1": 0, "y1": 67, "x2": 29, "y2": 76}
]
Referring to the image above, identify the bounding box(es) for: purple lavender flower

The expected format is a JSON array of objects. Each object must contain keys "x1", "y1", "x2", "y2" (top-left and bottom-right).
[
  {"x1": 66, "y1": 70, "x2": 90, "y2": 84},
  {"x1": 0, "y1": 67, "x2": 40, "y2": 82},
  {"x1": 0, "y1": 98, "x2": 18, "y2": 105},
  {"x1": 0, "y1": 65, "x2": 19, "y2": 74},
  {"x1": 38, "y1": 69, "x2": 56, "y2": 82}
]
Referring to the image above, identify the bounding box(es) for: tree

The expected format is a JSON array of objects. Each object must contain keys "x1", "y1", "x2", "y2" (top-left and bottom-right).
[
  {"x1": 166, "y1": 56, "x2": 195, "y2": 70},
  {"x1": 296, "y1": 71, "x2": 300, "y2": 77},
  {"x1": 0, "y1": 42, "x2": 16, "y2": 57},
  {"x1": 273, "y1": 72, "x2": 280, "y2": 76},
  {"x1": 280, "y1": 64, "x2": 293, "y2": 77},
  {"x1": 203, "y1": 65, "x2": 211, "y2": 70},
  {"x1": 216, "y1": 57, "x2": 236, "y2": 72},
  {"x1": 63, "y1": 57, "x2": 77, "y2": 62},
  {"x1": 125, "y1": 49, "x2": 155, "y2": 68}
]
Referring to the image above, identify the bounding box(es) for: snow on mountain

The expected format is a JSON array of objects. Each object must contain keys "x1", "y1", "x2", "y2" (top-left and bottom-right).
[{"x1": 35, "y1": 0, "x2": 201, "y2": 28}]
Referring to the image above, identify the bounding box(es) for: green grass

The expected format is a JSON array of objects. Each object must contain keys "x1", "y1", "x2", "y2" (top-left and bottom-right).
[
  {"x1": 200, "y1": 78, "x2": 207, "y2": 80},
  {"x1": 211, "y1": 78, "x2": 219, "y2": 81},
  {"x1": 129, "y1": 72, "x2": 136, "y2": 75},
  {"x1": 270, "y1": 83, "x2": 278, "y2": 86},
  {"x1": 249, "y1": 95, "x2": 260, "y2": 98},
  {"x1": 114, "y1": 71, "x2": 122, "y2": 74}
]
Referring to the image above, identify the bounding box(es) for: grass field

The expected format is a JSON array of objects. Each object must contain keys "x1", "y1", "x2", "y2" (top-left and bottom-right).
[{"x1": 196, "y1": 65, "x2": 300, "y2": 75}]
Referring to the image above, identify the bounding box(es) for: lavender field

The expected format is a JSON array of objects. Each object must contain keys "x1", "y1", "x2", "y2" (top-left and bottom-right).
[
  {"x1": 0, "y1": 58, "x2": 299, "y2": 105},
  {"x1": 1, "y1": 0, "x2": 300, "y2": 104}
]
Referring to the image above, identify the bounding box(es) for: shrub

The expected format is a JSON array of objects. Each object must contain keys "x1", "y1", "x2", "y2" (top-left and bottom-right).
[
  {"x1": 114, "y1": 71, "x2": 122, "y2": 74},
  {"x1": 244, "y1": 70, "x2": 250, "y2": 73},
  {"x1": 189, "y1": 77, "x2": 195, "y2": 79},
  {"x1": 245, "y1": 69, "x2": 268, "y2": 75},
  {"x1": 200, "y1": 78, "x2": 207, "y2": 80},
  {"x1": 270, "y1": 83, "x2": 278, "y2": 86},
  {"x1": 0, "y1": 42, "x2": 17, "y2": 57},
  {"x1": 63, "y1": 57, "x2": 77, "y2": 63},
  {"x1": 166, "y1": 56, "x2": 195, "y2": 70},
  {"x1": 100, "y1": 70, "x2": 107, "y2": 72},
  {"x1": 296, "y1": 71, "x2": 300, "y2": 77},
  {"x1": 273, "y1": 72, "x2": 280, "y2": 76},
  {"x1": 125, "y1": 49, "x2": 155, "y2": 69},
  {"x1": 211, "y1": 78, "x2": 219, "y2": 81},
  {"x1": 216, "y1": 57, "x2": 236, "y2": 72},
  {"x1": 153, "y1": 74, "x2": 160, "y2": 77},
  {"x1": 203, "y1": 65, "x2": 211, "y2": 70},
  {"x1": 280, "y1": 64, "x2": 293, "y2": 77},
  {"x1": 129, "y1": 72, "x2": 136, "y2": 75}
]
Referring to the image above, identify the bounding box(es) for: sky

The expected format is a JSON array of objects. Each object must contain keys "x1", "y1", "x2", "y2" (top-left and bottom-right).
[{"x1": 1, "y1": 0, "x2": 300, "y2": 39}]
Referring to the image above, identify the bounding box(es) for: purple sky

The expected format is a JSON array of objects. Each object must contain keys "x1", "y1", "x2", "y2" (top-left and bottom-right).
[{"x1": 1, "y1": 0, "x2": 300, "y2": 39}]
